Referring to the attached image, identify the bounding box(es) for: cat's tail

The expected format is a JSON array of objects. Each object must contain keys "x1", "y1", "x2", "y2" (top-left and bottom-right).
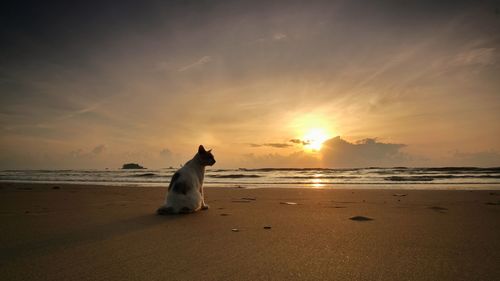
[{"x1": 156, "y1": 205, "x2": 175, "y2": 215}]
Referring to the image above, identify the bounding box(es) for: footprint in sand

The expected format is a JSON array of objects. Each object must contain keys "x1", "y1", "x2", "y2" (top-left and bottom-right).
[
  {"x1": 428, "y1": 206, "x2": 448, "y2": 213},
  {"x1": 393, "y1": 193, "x2": 407, "y2": 197},
  {"x1": 349, "y1": 216, "x2": 373, "y2": 221},
  {"x1": 485, "y1": 201, "x2": 500, "y2": 206}
]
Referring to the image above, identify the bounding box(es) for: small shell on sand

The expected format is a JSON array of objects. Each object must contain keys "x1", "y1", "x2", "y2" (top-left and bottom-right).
[
  {"x1": 280, "y1": 202, "x2": 298, "y2": 205},
  {"x1": 231, "y1": 228, "x2": 239, "y2": 232}
]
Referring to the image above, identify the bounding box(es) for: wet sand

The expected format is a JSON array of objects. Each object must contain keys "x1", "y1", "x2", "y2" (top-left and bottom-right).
[{"x1": 1, "y1": 182, "x2": 499, "y2": 280}]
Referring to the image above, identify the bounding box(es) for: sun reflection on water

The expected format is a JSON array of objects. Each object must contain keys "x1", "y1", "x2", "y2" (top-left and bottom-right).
[{"x1": 310, "y1": 174, "x2": 325, "y2": 188}]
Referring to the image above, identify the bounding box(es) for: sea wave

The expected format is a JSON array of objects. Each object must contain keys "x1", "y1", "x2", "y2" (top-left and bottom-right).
[
  {"x1": 1, "y1": 167, "x2": 500, "y2": 189},
  {"x1": 280, "y1": 176, "x2": 359, "y2": 179},
  {"x1": 130, "y1": 173, "x2": 162, "y2": 178},
  {"x1": 385, "y1": 176, "x2": 435, "y2": 182},
  {"x1": 385, "y1": 175, "x2": 500, "y2": 181},
  {"x1": 208, "y1": 174, "x2": 261, "y2": 178}
]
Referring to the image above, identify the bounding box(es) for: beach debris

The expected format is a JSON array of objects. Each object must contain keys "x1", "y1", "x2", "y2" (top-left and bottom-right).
[
  {"x1": 263, "y1": 226, "x2": 272, "y2": 229},
  {"x1": 428, "y1": 206, "x2": 448, "y2": 213},
  {"x1": 393, "y1": 193, "x2": 407, "y2": 197},
  {"x1": 231, "y1": 228, "x2": 239, "y2": 232},
  {"x1": 52, "y1": 186, "x2": 60, "y2": 190},
  {"x1": 220, "y1": 213, "x2": 230, "y2": 216},
  {"x1": 231, "y1": 200, "x2": 252, "y2": 203},
  {"x1": 349, "y1": 216, "x2": 373, "y2": 221},
  {"x1": 280, "y1": 201, "x2": 298, "y2": 205},
  {"x1": 241, "y1": 197, "x2": 256, "y2": 201}
]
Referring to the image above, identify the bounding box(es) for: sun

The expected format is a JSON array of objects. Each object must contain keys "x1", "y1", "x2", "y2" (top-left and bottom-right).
[{"x1": 303, "y1": 128, "x2": 329, "y2": 151}]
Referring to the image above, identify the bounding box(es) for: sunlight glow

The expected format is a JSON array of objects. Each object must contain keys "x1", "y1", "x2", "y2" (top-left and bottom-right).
[{"x1": 303, "y1": 128, "x2": 329, "y2": 151}]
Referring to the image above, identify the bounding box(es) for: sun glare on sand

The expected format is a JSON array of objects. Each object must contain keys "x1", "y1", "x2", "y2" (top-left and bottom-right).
[{"x1": 303, "y1": 128, "x2": 329, "y2": 151}]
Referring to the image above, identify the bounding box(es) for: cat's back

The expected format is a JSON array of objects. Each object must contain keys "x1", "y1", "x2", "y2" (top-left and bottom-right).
[
  {"x1": 165, "y1": 165, "x2": 202, "y2": 212},
  {"x1": 169, "y1": 165, "x2": 199, "y2": 192}
]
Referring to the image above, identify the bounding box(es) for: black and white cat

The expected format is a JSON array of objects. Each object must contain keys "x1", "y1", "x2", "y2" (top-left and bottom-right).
[{"x1": 157, "y1": 145, "x2": 216, "y2": 214}]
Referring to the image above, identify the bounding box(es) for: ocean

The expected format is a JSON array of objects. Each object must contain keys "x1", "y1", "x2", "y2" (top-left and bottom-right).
[{"x1": 1, "y1": 167, "x2": 500, "y2": 190}]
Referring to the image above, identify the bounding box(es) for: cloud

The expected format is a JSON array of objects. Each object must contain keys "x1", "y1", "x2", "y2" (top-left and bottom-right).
[
  {"x1": 69, "y1": 149, "x2": 85, "y2": 158},
  {"x1": 320, "y1": 137, "x2": 410, "y2": 168},
  {"x1": 249, "y1": 143, "x2": 293, "y2": 148},
  {"x1": 254, "y1": 32, "x2": 288, "y2": 43},
  {"x1": 272, "y1": 33, "x2": 287, "y2": 40},
  {"x1": 159, "y1": 148, "x2": 185, "y2": 167},
  {"x1": 241, "y1": 151, "x2": 319, "y2": 168},
  {"x1": 242, "y1": 136, "x2": 415, "y2": 168},
  {"x1": 452, "y1": 48, "x2": 496, "y2": 66},
  {"x1": 450, "y1": 150, "x2": 500, "y2": 167},
  {"x1": 92, "y1": 144, "x2": 106, "y2": 155},
  {"x1": 289, "y1": 139, "x2": 310, "y2": 145},
  {"x1": 177, "y1": 56, "x2": 212, "y2": 72},
  {"x1": 155, "y1": 61, "x2": 173, "y2": 72},
  {"x1": 159, "y1": 148, "x2": 172, "y2": 158}
]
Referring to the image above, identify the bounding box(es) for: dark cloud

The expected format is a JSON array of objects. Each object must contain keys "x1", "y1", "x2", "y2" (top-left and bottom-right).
[
  {"x1": 320, "y1": 137, "x2": 410, "y2": 168},
  {"x1": 249, "y1": 143, "x2": 293, "y2": 148},
  {"x1": 289, "y1": 139, "x2": 310, "y2": 145}
]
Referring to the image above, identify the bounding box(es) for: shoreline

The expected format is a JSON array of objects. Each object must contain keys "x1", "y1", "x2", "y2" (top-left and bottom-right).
[
  {"x1": 1, "y1": 182, "x2": 500, "y2": 280},
  {"x1": 2, "y1": 180, "x2": 500, "y2": 190}
]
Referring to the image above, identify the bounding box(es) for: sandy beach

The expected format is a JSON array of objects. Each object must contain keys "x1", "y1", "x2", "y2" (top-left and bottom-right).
[{"x1": 1, "y1": 183, "x2": 499, "y2": 280}]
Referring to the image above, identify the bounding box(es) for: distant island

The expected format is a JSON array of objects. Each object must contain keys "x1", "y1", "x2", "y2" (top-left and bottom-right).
[{"x1": 121, "y1": 163, "x2": 145, "y2": 169}]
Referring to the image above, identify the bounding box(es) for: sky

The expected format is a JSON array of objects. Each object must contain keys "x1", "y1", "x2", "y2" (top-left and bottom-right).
[{"x1": 1, "y1": 0, "x2": 499, "y2": 169}]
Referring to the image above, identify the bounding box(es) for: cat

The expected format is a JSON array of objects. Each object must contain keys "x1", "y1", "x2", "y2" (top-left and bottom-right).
[{"x1": 157, "y1": 145, "x2": 216, "y2": 215}]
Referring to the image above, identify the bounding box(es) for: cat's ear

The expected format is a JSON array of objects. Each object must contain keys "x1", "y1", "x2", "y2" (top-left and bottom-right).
[
  {"x1": 208, "y1": 149, "x2": 212, "y2": 153},
  {"x1": 198, "y1": 145, "x2": 206, "y2": 154}
]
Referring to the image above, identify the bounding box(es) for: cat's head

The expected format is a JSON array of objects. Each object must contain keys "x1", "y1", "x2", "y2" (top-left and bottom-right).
[{"x1": 198, "y1": 145, "x2": 216, "y2": 166}]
